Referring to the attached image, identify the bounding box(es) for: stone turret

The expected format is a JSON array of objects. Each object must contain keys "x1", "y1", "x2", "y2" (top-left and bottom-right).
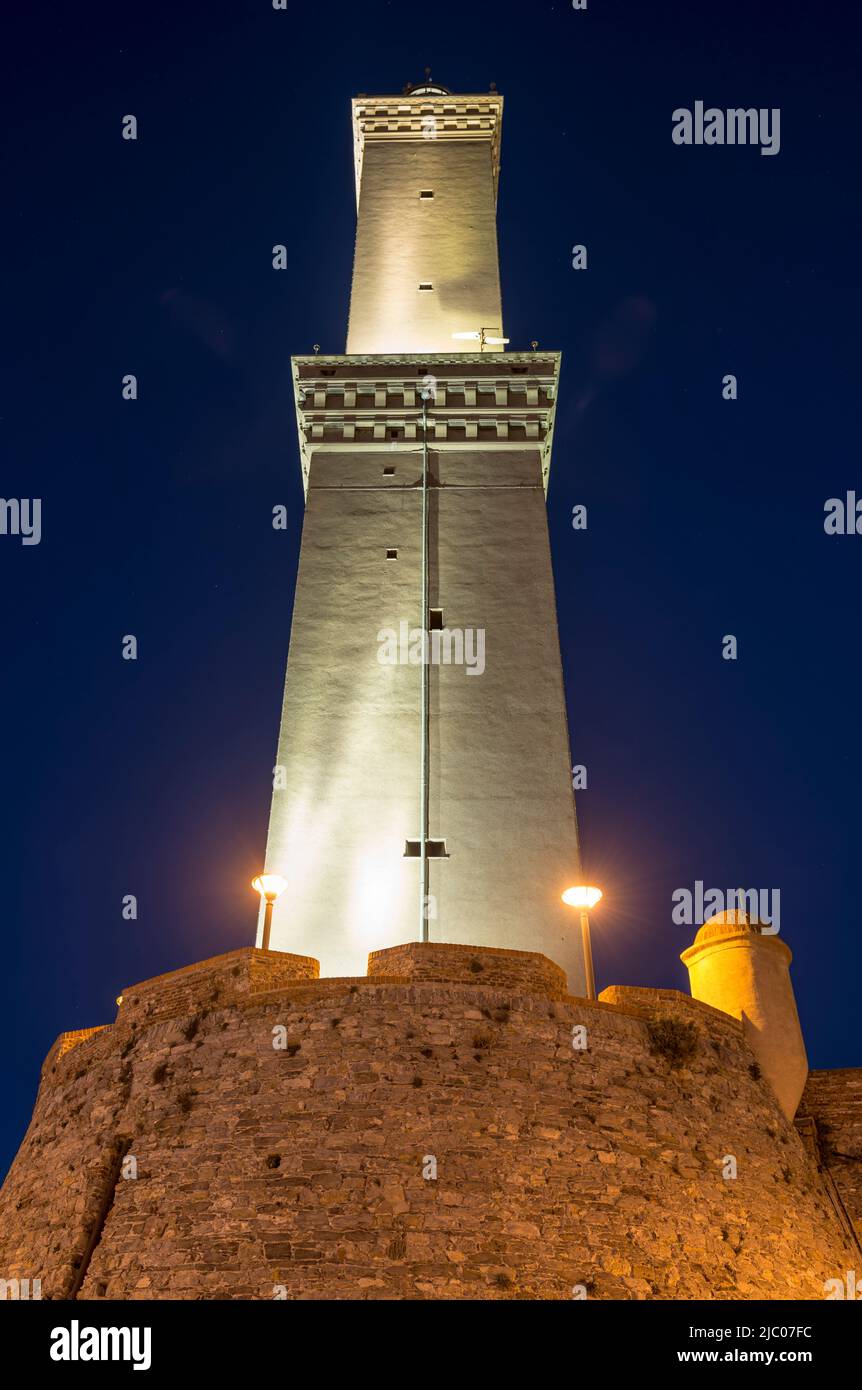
[{"x1": 681, "y1": 911, "x2": 808, "y2": 1120}]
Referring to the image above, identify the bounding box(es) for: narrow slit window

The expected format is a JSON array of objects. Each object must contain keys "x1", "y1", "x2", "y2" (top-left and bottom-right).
[
  {"x1": 419, "y1": 190, "x2": 434, "y2": 200},
  {"x1": 429, "y1": 609, "x2": 444, "y2": 631},
  {"x1": 404, "y1": 839, "x2": 449, "y2": 858},
  {"x1": 418, "y1": 282, "x2": 434, "y2": 291}
]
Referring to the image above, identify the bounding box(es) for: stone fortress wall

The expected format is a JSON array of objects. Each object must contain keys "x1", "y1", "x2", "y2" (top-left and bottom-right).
[{"x1": 0, "y1": 943, "x2": 859, "y2": 1300}]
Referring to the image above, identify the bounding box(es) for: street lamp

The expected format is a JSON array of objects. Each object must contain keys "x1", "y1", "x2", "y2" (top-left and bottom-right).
[
  {"x1": 251, "y1": 873, "x2": 287, "y2": 951},
  {"x1": 562, "y1": 885, "x2": 603, "y2": 1001}
]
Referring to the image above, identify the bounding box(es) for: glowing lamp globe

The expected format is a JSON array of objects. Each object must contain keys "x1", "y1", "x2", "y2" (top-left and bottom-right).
[
  {"x1": 562, "y1": 885, "x2": 603, "y2": 910},
  {"x1": 251, "y1": 874, "x2": 287, "y2": 902}
]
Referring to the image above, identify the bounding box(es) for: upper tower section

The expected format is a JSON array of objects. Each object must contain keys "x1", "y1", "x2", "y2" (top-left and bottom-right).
[{"x1": 346, "y1": 78, "x2": 504, "y2": 355}]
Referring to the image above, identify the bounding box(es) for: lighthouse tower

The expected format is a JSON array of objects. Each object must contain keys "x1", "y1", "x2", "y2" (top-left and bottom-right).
[{"x1": 260, "y1": 79, "x2": 586, "y2": 992}]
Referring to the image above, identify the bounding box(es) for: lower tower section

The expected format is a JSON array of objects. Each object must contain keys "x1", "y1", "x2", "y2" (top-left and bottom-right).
[{"x1": 261, "y1": 352, "x2": 586, "y2": 992}]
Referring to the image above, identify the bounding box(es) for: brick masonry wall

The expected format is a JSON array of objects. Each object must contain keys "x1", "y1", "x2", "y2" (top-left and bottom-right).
[
  {"x1": 0, "y1": 943, "x2": 857, "y2": 1301},
  {"x1": 800, "y1": 1068, "x2": 862, "y2": 1242},
  {"x1": 367, "y1": 941, "x2": 568, "y2": 998}
]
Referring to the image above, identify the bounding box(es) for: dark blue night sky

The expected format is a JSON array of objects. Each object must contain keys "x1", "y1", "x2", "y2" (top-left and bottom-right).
[{"x1": 3, "y1": 0, "x2": 860, "y2": 1179}]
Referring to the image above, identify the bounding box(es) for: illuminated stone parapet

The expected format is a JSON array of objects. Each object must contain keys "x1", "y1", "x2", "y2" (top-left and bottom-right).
[
  {"x1": 367, "y1": 940, "x2": 568, "y2": 996},
  {"x1": 0, "y1": 942, "x2": 855, "y2": 1301}
]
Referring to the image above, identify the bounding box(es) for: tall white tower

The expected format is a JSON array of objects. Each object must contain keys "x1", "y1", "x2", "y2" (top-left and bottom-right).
[{"x1": 260, "y1": 79, "x2": 587, "y2": 992}]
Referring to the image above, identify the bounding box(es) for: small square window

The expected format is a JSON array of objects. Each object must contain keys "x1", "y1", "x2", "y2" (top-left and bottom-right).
[
  {"x1": 404, "y1": 839, "x2": 449, "y2": 858},
  {"x1": 419, "y1": 190, "x2": 434, "y2": 200},
  {"x1": 383, "y1": 466, "x2": 395, "y2": 476},
  {"x1": 386, "y1": 548, "x2": 398, "y2": 560},
  {"x1": 429, "y1": 609, "x2": 444, "y2": 631}
]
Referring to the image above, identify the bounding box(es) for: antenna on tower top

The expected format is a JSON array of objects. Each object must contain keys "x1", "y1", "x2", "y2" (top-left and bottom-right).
[{"x1": 424, "y1": 65, "x2": 432, "y2": 82}]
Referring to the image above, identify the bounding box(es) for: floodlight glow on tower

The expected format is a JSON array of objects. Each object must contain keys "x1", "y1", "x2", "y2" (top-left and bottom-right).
[{"x1": 261, "y1": 80, "x2": 590, "y2": 993}]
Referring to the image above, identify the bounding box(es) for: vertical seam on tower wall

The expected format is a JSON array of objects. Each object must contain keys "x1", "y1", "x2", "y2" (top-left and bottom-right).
[{"x1": 65, "y1": 1137, "x2": 133, "y2": 1300}]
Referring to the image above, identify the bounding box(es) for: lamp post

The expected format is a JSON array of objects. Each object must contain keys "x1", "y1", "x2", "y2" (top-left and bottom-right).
[
  {"x1": 561, "y1": 885, "x2": 603, "y2": 1001},
  {"x1": 251, "y1": 873, "x2": 287, "y2": 951}
]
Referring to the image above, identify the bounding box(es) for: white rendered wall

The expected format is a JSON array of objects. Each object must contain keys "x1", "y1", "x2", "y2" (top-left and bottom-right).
[
  {"x1": 346, "y1": 140, "x2": 503, "y2": 355},
  {"x1": 262, "y1": 444, "x2": 586, "y2": 994}
]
